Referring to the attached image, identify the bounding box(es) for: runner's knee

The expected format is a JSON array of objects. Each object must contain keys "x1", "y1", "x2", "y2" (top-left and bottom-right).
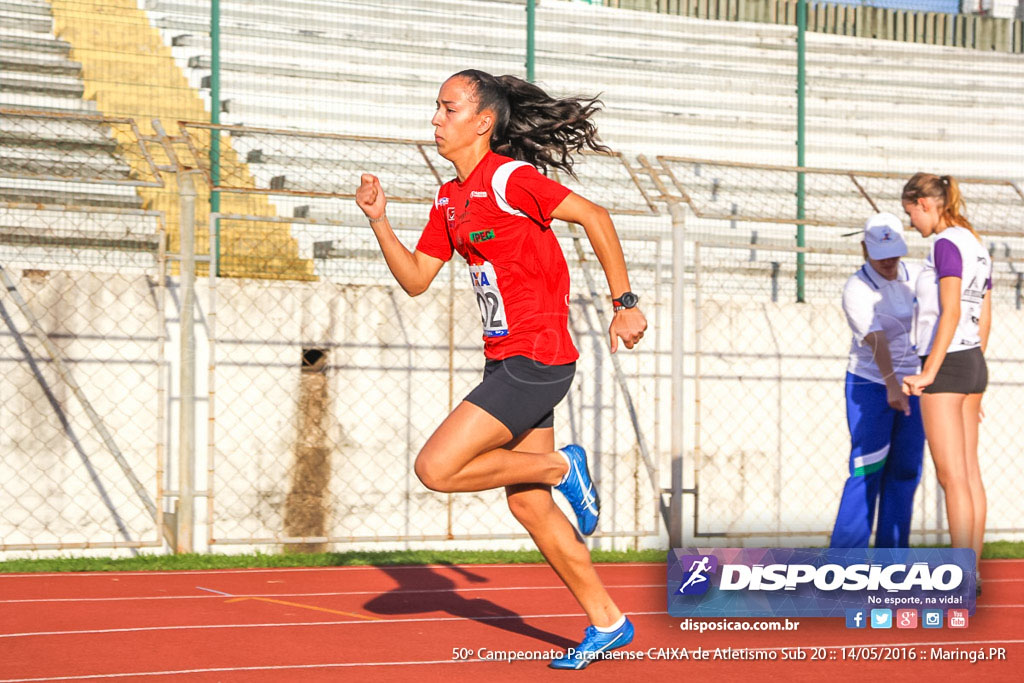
[
  {"x1": 413, "y1": 452, "x2": 456, "y2": 493},
  {"x1": 506, "y1": 492, "x2": 553, "y2": 529}
]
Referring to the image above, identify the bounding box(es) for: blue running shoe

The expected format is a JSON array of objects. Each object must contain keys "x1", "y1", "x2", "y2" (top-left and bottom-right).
[
  {"x1": 554, "y1": 444, "x2": 600, "y2": 536},
  {"x1": 549, "y1": 617, "x2": 635, "y2": 670}
]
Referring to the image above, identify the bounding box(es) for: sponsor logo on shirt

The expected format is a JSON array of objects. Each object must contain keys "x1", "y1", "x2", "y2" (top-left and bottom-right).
[
  {"x1": 470, "y1": 191, "x2": 488, "y2": 199},
  {"x1": 438, "y1": 197, "x2": 449, "y2": 206},
  {"x1": 469, "y1": 229, "x2": 495, "y2": 244}
]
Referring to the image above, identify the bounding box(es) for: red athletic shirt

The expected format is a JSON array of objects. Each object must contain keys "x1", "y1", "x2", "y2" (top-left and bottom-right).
[{"x1": 416, "y1": 151, "x2": 579, "y2": 365}]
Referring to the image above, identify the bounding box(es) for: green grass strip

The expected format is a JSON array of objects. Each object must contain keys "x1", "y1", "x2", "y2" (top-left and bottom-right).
[
  {"x1": 2, "y1": 541, "x2": 1020, "y2": 574},
  {"x1": 0, "y1": 548, "x2": 667, "y2": 574}
]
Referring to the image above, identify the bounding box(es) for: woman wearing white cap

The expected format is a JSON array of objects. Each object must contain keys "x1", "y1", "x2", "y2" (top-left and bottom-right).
[
  {"x1": 901, "y1": 173, "x2": 992, "y2": 592},
  {"x1": 831, "y1": 212, "x2": 925, "y2": 548}
]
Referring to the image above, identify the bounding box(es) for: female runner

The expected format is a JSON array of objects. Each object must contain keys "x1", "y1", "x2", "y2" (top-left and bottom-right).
[{"x1": 356, "y1": 69, "x2": 647, "y2": 669}]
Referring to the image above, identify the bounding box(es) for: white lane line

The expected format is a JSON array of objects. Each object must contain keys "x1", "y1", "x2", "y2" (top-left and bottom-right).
[
  {"x1": 0, "y1": 659, "x2": 479, "y2": 682},
  {"x1": 1, "y1": 639, "x2": 1022, "y2": 682},
  {"x1": 3, "y1": 605, "x2": 1023, "y2": 641},
  {"x1": 1, "y1": 578, "x2": 1019, "y2": 605},
  {"x1": 0, "y1": 583, "x2": 660, "y2": 604},
  {"x1": 0, "y1": 610, "x2": 661, "y2": 639}
]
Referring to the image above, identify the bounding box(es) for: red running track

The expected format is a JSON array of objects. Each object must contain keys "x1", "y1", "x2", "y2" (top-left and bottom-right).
[{"x1": 1, "y1": 560, "x2": 1021, "y2": 682}]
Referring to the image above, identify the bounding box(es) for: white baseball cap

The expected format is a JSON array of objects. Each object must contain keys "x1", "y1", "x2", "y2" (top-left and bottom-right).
[{"x1": 863, "y1": 212, "x2": 907, "y2": 260}]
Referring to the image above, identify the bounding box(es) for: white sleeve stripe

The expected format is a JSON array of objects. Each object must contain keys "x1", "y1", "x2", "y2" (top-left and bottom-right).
[
  {"x1": 433, "y1": 186, "x2": 441, "y2": 209},
  {"x1": 491, "y1": 161, "x2": 532, "y2": 217}
]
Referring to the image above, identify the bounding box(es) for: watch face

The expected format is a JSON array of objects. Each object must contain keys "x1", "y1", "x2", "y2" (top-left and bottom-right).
[{"x1": 618, "y1": 292, "x2": 638, "y2": 308}]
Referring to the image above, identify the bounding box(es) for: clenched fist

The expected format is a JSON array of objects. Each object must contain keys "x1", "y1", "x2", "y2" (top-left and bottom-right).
[{"x1": 356, "y1": 173, "x2": 386, "y2": 221}]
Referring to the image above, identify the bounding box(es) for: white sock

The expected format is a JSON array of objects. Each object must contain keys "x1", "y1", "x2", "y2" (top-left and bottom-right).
[
  {"x1": 557, "y1": 449, "x2": 571, "y2": 485},
  {"x1": 594, "y1": 616, "x2": 626, "y2": 633}
]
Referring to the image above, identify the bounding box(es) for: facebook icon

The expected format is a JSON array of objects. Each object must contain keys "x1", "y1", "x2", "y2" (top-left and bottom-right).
[{"x1": 845, "y1": 609, "x2": 867, "y2": 629}]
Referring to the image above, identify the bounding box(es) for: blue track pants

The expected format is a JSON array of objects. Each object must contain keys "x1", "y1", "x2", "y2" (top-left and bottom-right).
[{"x1": 830, "y1": 372, "x2": 925, "y2": 548}]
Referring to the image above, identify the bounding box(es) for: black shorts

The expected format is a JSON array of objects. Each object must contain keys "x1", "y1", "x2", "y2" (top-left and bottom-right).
[
  {"x1": 464, "y1": 355, "x2": 576, "y2": 438},
  {"x1": 920, "y1": 346, "x2": 988, "y2": 395}
]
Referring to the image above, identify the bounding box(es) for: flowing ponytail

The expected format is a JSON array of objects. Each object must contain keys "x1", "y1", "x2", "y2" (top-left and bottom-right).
[
  {"x1": 452, "y1": 69, "x2": 610, "y2": 178},
  {"x1": 901, "y1": 172, "x2": 980, "y2": 241}
]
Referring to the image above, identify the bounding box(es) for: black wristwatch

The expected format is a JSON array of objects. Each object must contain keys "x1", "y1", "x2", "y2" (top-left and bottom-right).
[{"x1": 612, "y1": 291, "x2": 639, "y2": 311}]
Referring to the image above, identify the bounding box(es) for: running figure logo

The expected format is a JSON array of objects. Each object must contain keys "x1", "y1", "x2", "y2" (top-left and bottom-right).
[{"x1": 676, "y1": 555, "x2": 718, "y2": 595}]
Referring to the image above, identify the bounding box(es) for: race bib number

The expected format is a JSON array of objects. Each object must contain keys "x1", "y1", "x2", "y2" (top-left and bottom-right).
[{"x1": 469, "y1": 262, "x2": 508, "y2": 337}]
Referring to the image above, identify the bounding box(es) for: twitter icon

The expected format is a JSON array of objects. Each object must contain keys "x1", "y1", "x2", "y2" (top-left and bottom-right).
[{"x1": 870, "y1": 609, "x2": 892, "y2": 629}]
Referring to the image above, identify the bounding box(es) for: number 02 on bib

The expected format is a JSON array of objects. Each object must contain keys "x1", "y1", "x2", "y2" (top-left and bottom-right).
[{"x1": 469, "y1": 262, "x2": 509, "y2": 337}]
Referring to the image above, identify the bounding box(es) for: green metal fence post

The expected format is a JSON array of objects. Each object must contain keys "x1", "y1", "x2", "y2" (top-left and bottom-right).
[
  {"x1": 211, "y1": 0, "x2": 221, "y2": 275},
  {"x1": 796, "y1": 0, "x2": 807, "y2": 303},
  {"x1": 526, "y1": 0, "x2": 536, "y2": 82}
]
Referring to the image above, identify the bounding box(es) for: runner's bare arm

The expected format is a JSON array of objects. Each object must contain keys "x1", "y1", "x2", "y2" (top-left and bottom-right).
[
  {"x1": 551, "y1": 192, "x2": 647, "y2": 352},
  {"x1": 356, "y1": 173, "x2": 445, "y2": 296}
]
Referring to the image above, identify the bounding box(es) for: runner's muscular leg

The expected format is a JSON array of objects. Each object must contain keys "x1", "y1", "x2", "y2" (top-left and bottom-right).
[
  {"x1": 414, "y1": 401, "x2": 567, "y2": 493},
  {"x1": 504, "y1": 427, "x2": 622, "y2": 629}
]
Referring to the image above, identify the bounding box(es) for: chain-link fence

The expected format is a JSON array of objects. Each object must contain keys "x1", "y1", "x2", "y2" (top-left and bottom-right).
[
  {"x1": 2, "y1": 0, "x2": 1024, "y2": 556},
  {"x1": 173, "y1": 123, "x2": 667, "y2": 550},
  {"x1": 2, "y1": 110, "x2": 1023, "y2": 556},
  {"x1": 655, "y1": 156, "x2": 1024, "y2": 547},
  {"x1": 0, "y1": 110, "x2": 167, "y2": 552},
  {"x1": 687, "y1": 238, "x2": 1024, "y2": 545}
]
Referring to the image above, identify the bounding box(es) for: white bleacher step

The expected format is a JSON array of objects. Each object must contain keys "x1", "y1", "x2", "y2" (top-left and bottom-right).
[
  {"x1": 0, "y1": 187, "x2": 143, "y2": 210},
  {"x1": 0, "y1": 72, "x2": 83, "y2": 98},
  {"x1": 0, "y1": 92, "x2": 97, "y2": 112},
  {"x1": 0, "y1": 227, "x2": 161, "y2": 254},
  {"x1": 806, "y1": 29, "x2": 1024, "y2": 69},
  {"x1": 1, "y1": 150, "x2": 135, "y2": 182},
  {"x1": 0, "y1": 51, "x2": 81, "y2": 77},
  {"x1": 0, "y1": 118, "x2": 119, "y2": 148},
  {"x1": 0, "y1": 177, "x2": 143, "y2": 203},
  {"x1": 244, "y1": 152, "x2": 438, "y2": 179},
  {"x1": 0, "y1": 206, "x2": 159, "y2": 237},
  {"x1": 185, "y1": 48, "x2": 518, "y2": 86},
  {"x1": 147, "y1": 0, "x2": 523, "y2": 45},
  {"x1": 0, "y1": 9, "x2": 51, "y2": 34},
  {"x1": 165, "y1": 18, "x2": 527, "y2": 56},
  {"x1": 0, "y1": 34, "x2": 71, "y2": 56},
  {"x1": 258, "y1": 170, "x2": 437, "y2": 200},
  {"x1": 0, "y1": 247, "x2": 161, "y2": 276},
  {"x1": 0, "y1": 0, "x2": 51, "y2": 14},
  {"x1": 610, "y1": 105, "x2": 1024, "y2": 146}
]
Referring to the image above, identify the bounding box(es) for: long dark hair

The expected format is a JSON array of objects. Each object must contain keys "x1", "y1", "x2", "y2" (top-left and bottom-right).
[
  {"x1": 453, "y1": 69, "x2": 610, "y2": 178},
  {"x1": 902, "y1": 172, "x2": 980, "y2": 241}
]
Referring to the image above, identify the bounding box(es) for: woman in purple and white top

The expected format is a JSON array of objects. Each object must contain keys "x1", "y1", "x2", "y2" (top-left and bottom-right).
[{"x1": 901, "y1": 173, "x2": 993, "y2": 591}]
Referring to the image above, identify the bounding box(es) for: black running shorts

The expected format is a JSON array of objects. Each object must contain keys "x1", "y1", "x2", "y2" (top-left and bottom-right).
[
  {"x1": 920, "y1": 346, "x2": 988, "y2": 395},
  {"x1": 464, "y1": 355, "x2": 576, "y2": 438}
]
